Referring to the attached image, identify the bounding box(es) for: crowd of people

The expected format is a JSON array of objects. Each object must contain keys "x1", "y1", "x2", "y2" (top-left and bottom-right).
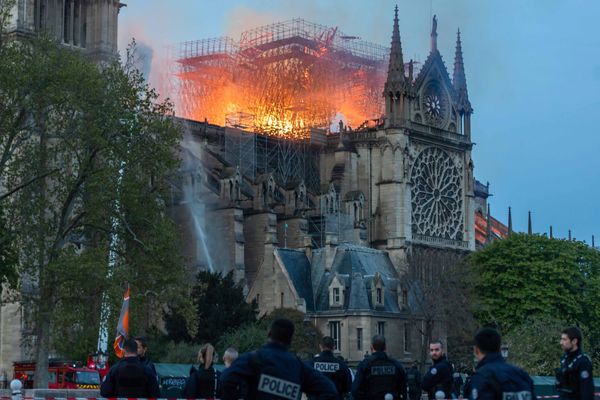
[{"x1": 99, "y1": 321, "x2": 594, "y2": 400}]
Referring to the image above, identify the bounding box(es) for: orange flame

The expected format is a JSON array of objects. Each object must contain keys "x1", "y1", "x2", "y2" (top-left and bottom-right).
[{"x1": 173, "y1": 20, "x2": 387, "y2": 139}]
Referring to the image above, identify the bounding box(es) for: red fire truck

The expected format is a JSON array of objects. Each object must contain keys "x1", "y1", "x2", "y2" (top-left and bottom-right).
[{"x1": 13, "y1": 360, "x2": 101, "y2": 389}]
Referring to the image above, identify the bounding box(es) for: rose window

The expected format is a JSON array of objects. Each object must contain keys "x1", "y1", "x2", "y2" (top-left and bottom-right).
[{"x1": 411, "y1": 147, "x2": 463, "y2": 240}]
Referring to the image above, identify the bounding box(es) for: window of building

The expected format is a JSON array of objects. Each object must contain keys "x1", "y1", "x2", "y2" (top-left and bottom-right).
[
  {"x1": 333, "y1": 287, "x2": 340, "y2": 303},
  {"x1": 255, "y1": 293, "x2": 260, "y2": 304},
  {"x1": 404, "y1": 323, "x2": 410, "y2": 352},
  {"x1": 357, "y1": 328, "x2": 363, "y2": 351},
  {"x1": 376, "y1": 287, "x2": 383, "y2": 304},
  {"x1": 402, "y1": 289, "x2": 408, "y2": 306},
  {"x1": 280, "y1": 292, "x2": 284, "y2": 308},
  {"x1": 377, "y1": 321, "x2": 385, "y2": 337},
  {"x1": 329, "y1": 321, "x2": 341, "y2": 351}
]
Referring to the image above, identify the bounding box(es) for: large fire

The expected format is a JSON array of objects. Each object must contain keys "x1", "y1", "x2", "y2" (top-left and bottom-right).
[{"x1": 171, "y1": 19, "x2": 389, "y2": 139}]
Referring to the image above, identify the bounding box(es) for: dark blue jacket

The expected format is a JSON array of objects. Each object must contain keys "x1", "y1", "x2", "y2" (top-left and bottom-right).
[
  {"x1": 309, "y1": 350, "x2": 352, "y2": 399},
  {"x1": 557, "y1": 348, "x2": 594, "y2": 400},
  {"x1": 100, "y1": 356, "x2": 160, "y2": 398},
  {"x1": 220, "y1": 342, "x2": 337, "y2": 400},
  {"x1": 181, "y1": 364, "x2": 221, "y2": 399},
  {"x1": 468, "y1": 352, "x2": 534, "y2": 400},
  {"x1": 351, "y1": 351, "x2": 407, "y2": 400},
  {"x1": 422, "y1": 355, "x2": 453, "y2": 399}
]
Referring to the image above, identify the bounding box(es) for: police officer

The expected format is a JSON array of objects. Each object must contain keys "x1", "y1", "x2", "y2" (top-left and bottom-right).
[
  {"x1": 468, "y1": 328, "x2": 534, "y2": 400},
  {"x1": 220, "y1": 318, "x2": 337, "y2": 400},
  {"x1": 310, "y1": 336, "x2": 352, "y2": 399},
  {"x1": 352, "y1": 334, "x2": 407, "y2": 400},
  {"x1": 406, "y1": 362, "x2": 422, "y2": 400},
  {"x1": 422, "y1": 340, "x2": 454, "y2": 399},
  {"x1": 556, "y1": 326, "x2": 594, "y2": 400},
  {"x1": 100, "y1": 337, "x2": 160, "y2": 398},
  {"x1": 134, "y1": 336, "x2": 157, "y2": 378}
]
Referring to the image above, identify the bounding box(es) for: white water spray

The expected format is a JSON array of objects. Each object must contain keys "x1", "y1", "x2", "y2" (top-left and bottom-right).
[{"x1": 181, "y1": 131, "x2": 215, "y2": 273}]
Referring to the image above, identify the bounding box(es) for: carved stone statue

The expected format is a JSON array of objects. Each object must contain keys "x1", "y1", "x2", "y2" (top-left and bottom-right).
[{"x1": 432, "y1": 15, "x2": 437, "y2": 36}]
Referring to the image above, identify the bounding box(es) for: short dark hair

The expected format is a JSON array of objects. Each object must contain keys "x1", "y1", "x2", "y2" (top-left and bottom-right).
[
  {"x1": 123, "y1": 338, "x2": 139, "y2": 354},
  {"x1": 321, "y1": 336, "x2": 335, "y2": 350},
  {"x1": 269, "y1": 318, "x2": 295, "y2": 346},
  {"x1": 474, "y1": 328, "x2": 501, "y2": 354},
  {"x1": 372, "y1": 335, "x2": 386, "y2": 352},
  {"x1": 430, "y1": 340, "x2": 444, "y2": 348},
  {"x1": 562, "y1": 326, "x2": 583, "y2": 346},
  {"x1": 134, "y1": 336, "x2": 148, "y2": 349}
]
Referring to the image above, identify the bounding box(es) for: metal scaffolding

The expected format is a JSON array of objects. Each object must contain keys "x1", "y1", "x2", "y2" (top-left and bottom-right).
[{"x1": 170, "y1": 18, "x2": 389, "y2": 138}]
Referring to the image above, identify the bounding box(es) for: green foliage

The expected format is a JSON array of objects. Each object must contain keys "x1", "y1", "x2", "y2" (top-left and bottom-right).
[
  {"x1": 468, "y1": 234, "x2": 600, "y2": 333},
  {"x1": 503, "y1": 316, "x2": 567, "y2": 375},
  {"x1": 166, "y1": 270, "x2": 258, "y2": 345},
  {"x1": 217, "y1": 322, "x2": 267, "y2": 356},
  {"x1": 216, "y1": 308, "x2": 323, "y2": 361},
  {"x1": 0, "y1": 29, "x2": 190, "y2": 385},
  {"x1": 468, "y1": 234, "x2": 600, "y2": 371}
]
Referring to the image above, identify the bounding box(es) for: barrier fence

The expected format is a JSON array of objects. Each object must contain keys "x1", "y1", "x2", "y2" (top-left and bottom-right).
[{"x1": 4, "y1": 396, "x2": 600, "y2": 400}]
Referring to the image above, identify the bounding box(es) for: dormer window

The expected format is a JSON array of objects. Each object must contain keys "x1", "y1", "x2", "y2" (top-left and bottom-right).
[
  {"x1": 329, "y1": 275, "x2": 345, "y2": 308},
  {"x1": 372, "y1": 272, "x2": 385, "y2": 308}
]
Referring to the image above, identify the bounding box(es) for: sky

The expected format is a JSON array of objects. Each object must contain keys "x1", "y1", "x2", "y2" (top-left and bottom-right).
[{"x1": 118, "y1": 0, "x2": 600, "y2": 245}]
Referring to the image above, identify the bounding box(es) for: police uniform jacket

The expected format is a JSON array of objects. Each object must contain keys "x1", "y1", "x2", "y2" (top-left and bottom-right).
[
  {"x1": 181, "y1": 364, "x2": 221, "y2": 399},
  {"x1": 139, "y1": 355, "x2": 157, "y2": 377},
  {"x1": 557, "y1": 348, "x2": 594, "y2": 400},
  {"x1": 422, "y1": 355, "x2": 453, "y2": 399},
  {"x1": 219, "y1": 341, "x2": 338, "y2": 400},
  {"x1": 468, "y1": 352, "x2": 534, "y2": 400},
  {"x1": 310, "y1": 350, "x2": 352, "y2": 399},
  {"x1": 100, "y1": 356, "x2": 160, "y2": 398},
  {"x1": 351, "y1": 351, "x2": 407, "y2": 400}
]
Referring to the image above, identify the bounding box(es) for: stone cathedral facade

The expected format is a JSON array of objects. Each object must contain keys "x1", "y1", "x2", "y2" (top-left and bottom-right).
[{"x1": 173, "y1": 9, "x2": 480, "y2": 363}]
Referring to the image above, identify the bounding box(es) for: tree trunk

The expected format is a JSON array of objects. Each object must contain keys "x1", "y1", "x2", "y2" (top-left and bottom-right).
[{"x1": 33, "y1": 288, "x2": 51, "y2": 388}]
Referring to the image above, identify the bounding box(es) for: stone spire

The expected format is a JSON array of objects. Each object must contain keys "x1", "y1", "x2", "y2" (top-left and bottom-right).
[
  {"x1": 508, "y1": 206, "x2": 513, "y2": 234},
  {"x1": 568, "y1": 229, "x2": 572, "y2": 241},
  {"x1": 453, "y1": 29, "x2": 472, "y2": 114},
  {"x1": 385, "y1": 5, "x2": 405, "y2": 91},
  {"x1": 430, "y1": 15, "x2": 438, "y2": 52},
  {"x1": 550, "y1": 225, "x2": 553, "y2": 239},
  {"x1": 527, "y1": 211, "x2": 532, "y2": 234}
]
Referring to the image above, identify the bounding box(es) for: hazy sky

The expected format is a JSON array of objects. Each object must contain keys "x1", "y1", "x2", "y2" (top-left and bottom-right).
[{"x1": 119, "y1": 0, "x2": 600, "y2": 245}]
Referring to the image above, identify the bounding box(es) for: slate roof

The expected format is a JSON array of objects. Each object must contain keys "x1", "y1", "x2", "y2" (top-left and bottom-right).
[
  {"x1": 275, "y1": 248, "x2": 315, "y2": 312},
  {"x1": 275, "y1": 243, "x2": 407, "y2": 316}
]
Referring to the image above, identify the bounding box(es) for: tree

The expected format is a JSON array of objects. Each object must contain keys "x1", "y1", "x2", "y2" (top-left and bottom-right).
[
  {"x1": 165, "y1": 270, "x2": 258, "y2": 345},
  {"x1": 468, "y1": 234, "x2": 600, "y2": 373},
  {"x1": 406, "y1": 246, "x2": 477, "y2": 369},
  {"x1": 0, "y1": 30, "x2": 191, "y2": 387},
  {"x1": 468, "y1": 234, "x2": 600, "y2": 335},
  {"x1": 216, "y1": 308, "x2": 322, "y2": 361}
]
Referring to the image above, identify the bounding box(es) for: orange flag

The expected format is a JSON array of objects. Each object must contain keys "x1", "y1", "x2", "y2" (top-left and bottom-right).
[{"x1": 113, "y1": 287, "x2": 130, "y2": 358}]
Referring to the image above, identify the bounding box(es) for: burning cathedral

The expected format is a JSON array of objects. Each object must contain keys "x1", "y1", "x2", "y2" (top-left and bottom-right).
[
  {"x1": 170, "y1": 9, "x2": 500, "y2": 363},
  {"x1": 0, "y1": 2, "x2": 506, "y2": 373}
]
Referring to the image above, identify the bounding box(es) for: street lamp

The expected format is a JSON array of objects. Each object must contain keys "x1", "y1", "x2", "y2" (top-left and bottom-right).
[{"x1": 500, "y1": 344, "x2": 509, "y2": 360}]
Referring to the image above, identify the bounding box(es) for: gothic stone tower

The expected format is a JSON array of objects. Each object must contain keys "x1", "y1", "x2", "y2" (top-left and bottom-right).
[
  {"x1": 350, "y1": 8, "x2": 475, "y2": 278},
  {"x1": 6, "y1": 0, "x2": 122, "y2": 61}
]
